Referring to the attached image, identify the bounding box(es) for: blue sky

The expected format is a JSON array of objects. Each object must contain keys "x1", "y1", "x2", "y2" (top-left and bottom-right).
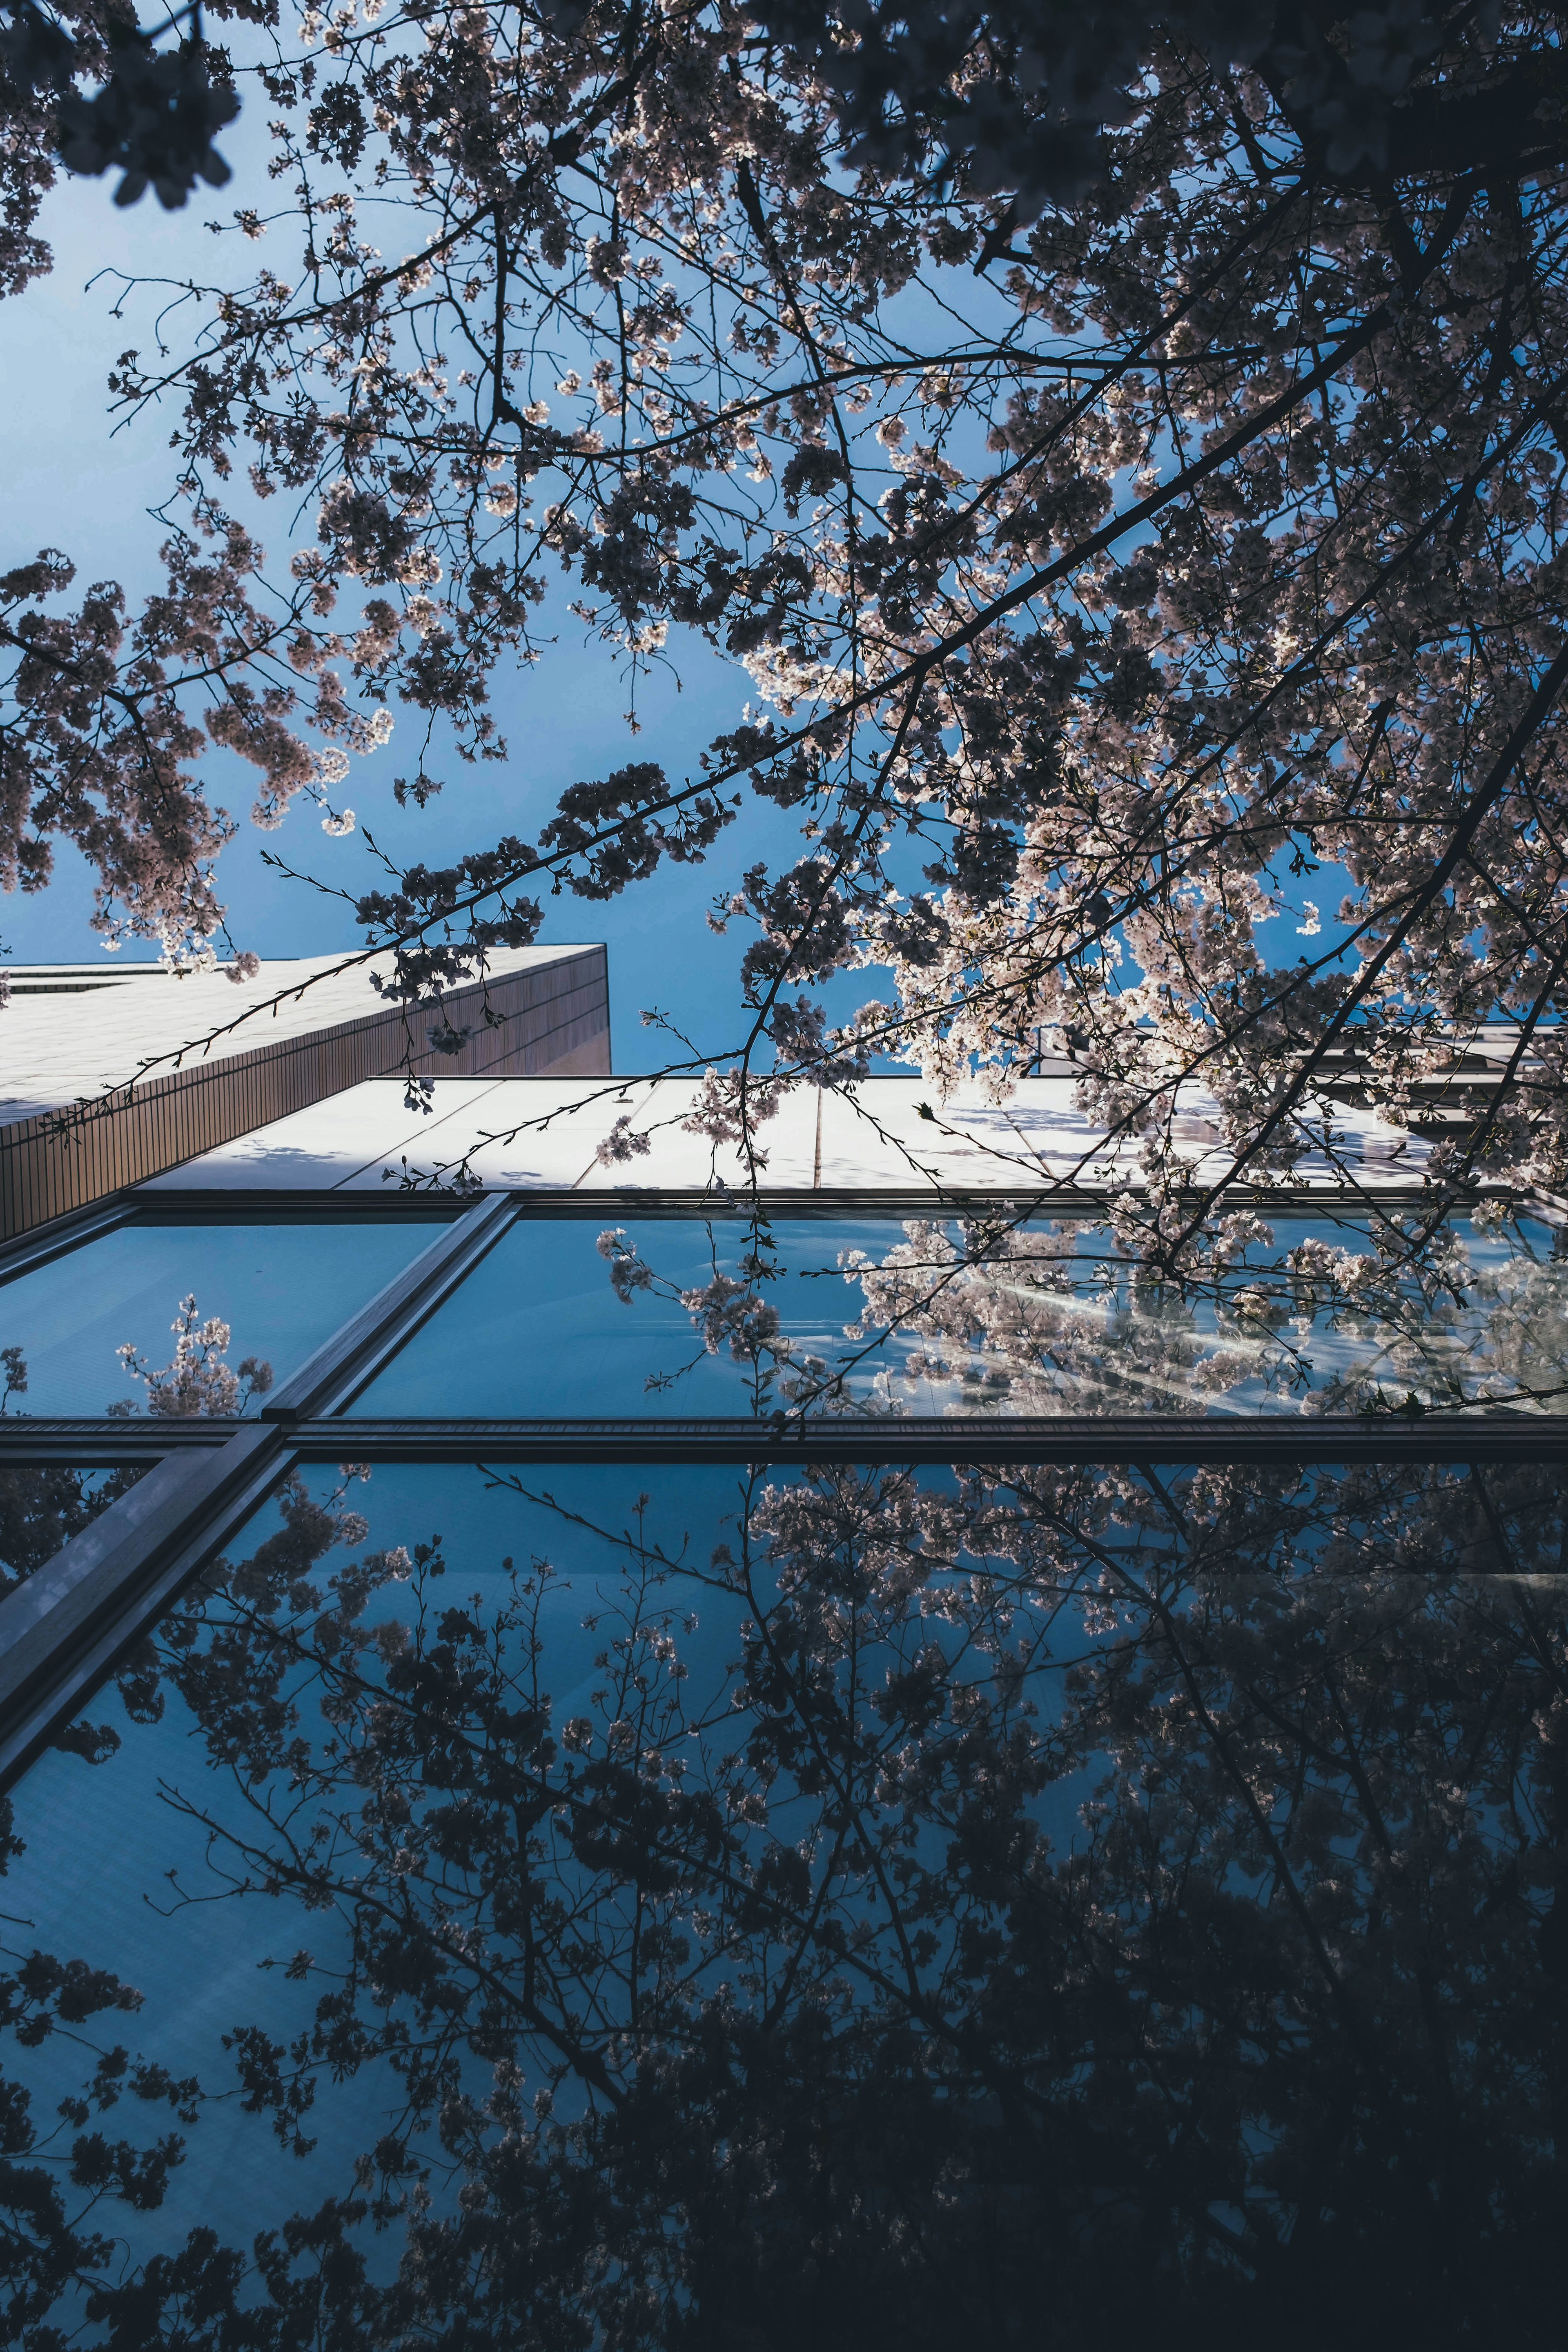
[
  {"x1": 0, "y1": 158, "x2": 829, "y2": 1062},
  {"x1": 3, "y1": 149, "x2": 1363, "y2": 1071}
]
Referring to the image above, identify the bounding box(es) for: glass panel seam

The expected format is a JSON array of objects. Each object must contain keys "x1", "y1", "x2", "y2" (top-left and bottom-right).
[
  {"x1": 301, "y1": 1414, "x2": 1568, "y2": 1464},
  {"x1": 0, "y1": 1193, "x2": 521, "y2": 1789}
]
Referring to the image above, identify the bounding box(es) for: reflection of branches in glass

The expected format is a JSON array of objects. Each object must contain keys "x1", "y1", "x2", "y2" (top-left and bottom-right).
[
  {"x1": 0, "y1": 1920, "x2": 203, "y2": 2334},
  {"x1": 599, "y1": 1220, "x2": 789, "y2": 1413},
  {"x1": 0, "y1": 1459, "x2": 141, "y2": 1596},
  {"x1": 6, "y1": 1454, "x2": 1568, "y2": 2340},
  {"x1": 602, "y1": 1205, "x2": 1568, "y2": 1419},
  {"x1": 844, "y1": 1205, "x2": 1568, "y2": 1417},
  {"x1": 0, "y1": 1345, "x2": 143, "y2": 1595}
]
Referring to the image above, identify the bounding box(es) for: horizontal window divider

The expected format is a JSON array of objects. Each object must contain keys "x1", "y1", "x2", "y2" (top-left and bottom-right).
[
  {"x1": 401, "y1": 1181, "x2": 1510, "y2": 1218},
  {"x1": 1, "y1": 1413, "x2": 1564, "y2": 1470},
  {"x1": 129, "y1": 1183, "x2": 1532, "y2": 1222},
  {"x1": 296, "y1": 1414, "x2": 1568, "y2": 1464},
  {"x1": 0, "y1": 1419, "x2": 229, "y2": 1461}
]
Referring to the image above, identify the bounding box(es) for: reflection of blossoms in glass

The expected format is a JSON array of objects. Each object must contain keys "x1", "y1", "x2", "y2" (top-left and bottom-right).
[
  {"x1": 598, "y1": 1208, "x2": 1568, "y2": 1421},
  {"x1": 596, "y1": 1226, "x2": 653, "y2": 1301},
  {"x1": 114, "y1": 1294, "x2": 273, "y2": 1417},
  {"x1": 2, "y1": 1325, "x2": 149, "y2": 1603},
  {"x1": 12, "y1": 1452, "x2": 1560, "y2": 2342},
  {"x1": 677, "y1": 1270, "x2": 781, "y2": 1363}
]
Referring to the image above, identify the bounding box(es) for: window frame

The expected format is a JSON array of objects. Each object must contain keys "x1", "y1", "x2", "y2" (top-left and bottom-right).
[{"x1": 0, "y1": 1174, "x2": 1564, "y2": 1792}]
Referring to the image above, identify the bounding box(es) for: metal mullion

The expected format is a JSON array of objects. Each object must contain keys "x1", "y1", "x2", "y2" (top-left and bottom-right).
[
  {"x1": 0, "y1": 1192, "x2": 521, "y2": 1793},
  {"x1": 260, "y1": 1190, "x2": 518, "y2": 1418},
  {"x1": 119, "y1": 1183, "x2": 1537, "y2": 1222},
  {"x1": 0, "y1": 1419, "x2": 230, "y2": 1463},
  {"x1": 282, "y1": 1413, "x2": 1568, "y2": 1466},
  {"x1": 0, "y1": 1425, "x2": 297, "y2": 1788},
  {"x1": 460, "y1": 1184, "x2": 1499, "y2": 1219},
  {"x1": 2, "y1": 1409, "x2": 1564, "y2": 1471},
  {"x1": 0, "y1": 1196, "x2": 135, "y2": 1287}
]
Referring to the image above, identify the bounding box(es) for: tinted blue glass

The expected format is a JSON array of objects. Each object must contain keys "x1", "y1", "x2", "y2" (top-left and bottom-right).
[
  {"x1": 0, "y1": 1462, "x2": 795, "y2": 2268},
  {"x1": 0, "y1": 1460, "x2": 144, "y2": 1590},
  {"x1": 343, "y1": 1207, "x2": 1568, "y2": 1418},
  {"x1": 345, "y1": 1214, "x2": 949, "y2": 1417},
  {"x1": 0, "y1": 1221, "x2": 449, "y2": 1414},
  {"x1": 4, "y1": 1455, "x2": 1562, "y2": 2342}
]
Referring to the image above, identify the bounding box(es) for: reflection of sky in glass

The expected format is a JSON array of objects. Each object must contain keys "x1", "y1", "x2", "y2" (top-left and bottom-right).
[
  {"x1": 347, "y1": 1216, "x2": 947, "y2": 1417},
  {"x1": 0, "y1": 1221, "x2": 449, "y2": 1415},
  {"x1": 936, "y1": 1210, "x2": 1567, "y2": 1417},
  {"x1": 344, "y1": 1211, "x2": 1568, "y2": 1419},
  {"x1": 1162, "y1": 1210, "x2": 1566, "y2": 1414}
]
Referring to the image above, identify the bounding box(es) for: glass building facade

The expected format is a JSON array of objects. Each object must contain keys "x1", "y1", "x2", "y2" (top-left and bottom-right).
[{"x1": 0, "y1": 1041, "x2": 1563, "y2": 2346}]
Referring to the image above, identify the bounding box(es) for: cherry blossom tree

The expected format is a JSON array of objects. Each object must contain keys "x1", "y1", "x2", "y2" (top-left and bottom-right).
[
  {"x1": 0, "y1": 0, "x2": 1561, "y2": 1224},
  {"x1": 0, "y1": 535, "x2": 396, "y2": 989},
  {"x1": 2, "y1": 17, "x2": 1566, "y2": 2332}
]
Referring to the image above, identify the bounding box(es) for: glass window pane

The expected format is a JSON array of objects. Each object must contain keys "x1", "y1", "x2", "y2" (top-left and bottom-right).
[
  {"x1": 0, "y1": 1220, "x2": 450, "y2": 1416},
  {"x1": 344, "y1": 1205, "x2": 1568, "y2": 1418},
  {"x1": 3, "y1": 1454, "x2": 1563, "y2": 2339},
  {"x1": 0, "y1": 1460, "x2": 145, "y2": 1593}
]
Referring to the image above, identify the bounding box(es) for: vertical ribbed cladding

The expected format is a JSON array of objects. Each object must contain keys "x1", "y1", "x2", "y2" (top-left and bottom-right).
[{"x1": 0, "y1": 946, "x2": 609, "y2": 1237}]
